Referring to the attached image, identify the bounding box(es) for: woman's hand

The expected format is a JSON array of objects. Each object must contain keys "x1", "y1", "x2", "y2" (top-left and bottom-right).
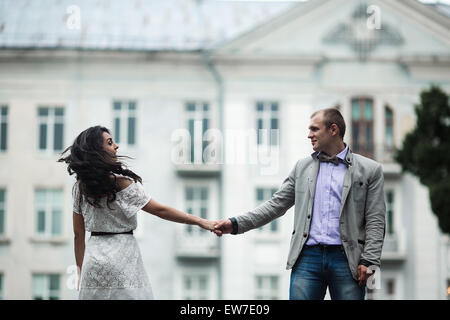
[{"x1": 197, "y1": 218, "x2": 217, "y2": 232}]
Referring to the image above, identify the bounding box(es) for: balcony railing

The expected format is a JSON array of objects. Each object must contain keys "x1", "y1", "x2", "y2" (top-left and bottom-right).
[
  {"x1": 348, "y1": 143, "x2": 403, "y2": 178},
  {"x1": 175, "y1": 230, "x2": 219, "y2": 259},
  {"x1": 174, "y1": 163, "x2": 222, "y2": 177},
  {"x1": 381, "y1": 233, "x2": 406, "y2": 262},
  {"x1": 352, "y1": 143, "x2": 396, "y2": 161}
]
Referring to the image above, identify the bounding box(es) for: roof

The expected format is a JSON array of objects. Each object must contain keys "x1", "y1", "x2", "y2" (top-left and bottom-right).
[
  {"x1": 0, "y1": 0, "x2": 294, "y2": 50},
  {"x1": 425, "y1": 2, "x2": 450, "y2": 17},
  {"x1": 0, "y1": 0, "x2": 448, "y2": 51}
]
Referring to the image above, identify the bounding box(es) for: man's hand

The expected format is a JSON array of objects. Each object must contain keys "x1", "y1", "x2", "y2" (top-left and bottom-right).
[
  {"x1": 213, "y1": 219, "x2": 233, "y2": 237},
  {"x1": 357, "y1": 264, "x2": 374, "y2": 287}
]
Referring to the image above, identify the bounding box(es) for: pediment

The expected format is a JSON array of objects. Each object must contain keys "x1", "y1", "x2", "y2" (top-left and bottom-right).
[{"x1": 213, "y1": 0, "x2": 450, "y2": 60}]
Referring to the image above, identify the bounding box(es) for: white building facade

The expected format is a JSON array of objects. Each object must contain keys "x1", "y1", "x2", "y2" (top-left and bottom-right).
[{"x1": 0, "y1": 0, "x2": 449, "y2": 300}]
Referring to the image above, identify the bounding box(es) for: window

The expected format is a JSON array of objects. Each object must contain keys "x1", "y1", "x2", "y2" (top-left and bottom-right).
[
  {"x1": 385, "y1": 279, "x2": 395, "y2": 300},
  {"x1": 368, "y1": 277, "x2": 396, "y2": 300},
  {"x1": 35, "y1": 189, "x2": 63, "y2": 237},
  {"x1": 256, "y1": 101, "x2": 279, "y2": 146},
  {"x1": 447, "y1": 279, "x2": 450, "y2": 300},
  {"x1": 0, "y1": 189, "x2": 5, "y2": 236},
  {"x1": 0, "y1": 273, "x2": 3, "y2": 300},
  {"x1": 351, "y1": 98, "x2": 374, "y2": 158},
  {"x1": 32, "y1": 274, "x2": 60, "y2": 300},
  {"x1": 256, "y1": 188, "x2": 278, "y2": 233},
  {"x1": 182, "y1": 274, "x2": 209, "y2": 300},
  {"x1": 113, "y1": 100, "x2": 137, "y2": 146},
  {"x1": 0, "y1": 106, "x2": 7, "y2": 151},
  {"x1": 37, "y1": 107, "x2": 64, "y2": 152},
  {"x1": 186, "y1": 101, "x2": 210, "y2": 163},
  {"x1": 185, "y1": 186, "x2": 209, "y2": 236},
  {"x1": 385, "y1": 190, "x2": 394, "y2": 235},
  {"x1": 255, "y1": 275, "x2": 279, "y2": 300},
  {"x1": 366, "y1": 287, "x2": 375, "y2": 300},
  {"x1": 385, "y1": 106, "x2": 394, "y2": 152}
]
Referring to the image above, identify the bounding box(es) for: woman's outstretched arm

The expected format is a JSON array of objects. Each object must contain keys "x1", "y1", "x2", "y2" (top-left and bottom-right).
[
  {"x1": 73, "y1": 212, "x2": 85, "y2": 290},
  {"x1": 142, "y1": 199, "x2": 216, "y2": 231}
]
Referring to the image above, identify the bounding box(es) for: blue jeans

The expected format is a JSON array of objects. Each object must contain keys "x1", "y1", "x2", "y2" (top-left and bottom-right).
[{"x1": 289, "y1": 245, "x2": 366, "y2": 300}]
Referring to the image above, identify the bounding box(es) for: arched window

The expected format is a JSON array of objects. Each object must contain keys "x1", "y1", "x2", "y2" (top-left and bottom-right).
[{"x1": 351, "y1": 97, "x2": 374, "y2": 158}]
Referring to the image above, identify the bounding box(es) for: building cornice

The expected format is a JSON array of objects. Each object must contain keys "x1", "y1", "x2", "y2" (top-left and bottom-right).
[{"x1": 0, "y1": 48, "x2": 205, "y2": 63}]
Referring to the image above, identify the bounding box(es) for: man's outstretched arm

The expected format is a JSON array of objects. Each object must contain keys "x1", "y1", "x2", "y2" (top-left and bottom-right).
[{"x1": 213, "y1": 161, "x2": 298, "y2": 236}]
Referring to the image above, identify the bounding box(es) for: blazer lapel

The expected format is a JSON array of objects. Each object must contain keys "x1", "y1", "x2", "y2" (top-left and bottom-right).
[{"x1": 340, "y1": 149, "x2": 354, "y2": 214}]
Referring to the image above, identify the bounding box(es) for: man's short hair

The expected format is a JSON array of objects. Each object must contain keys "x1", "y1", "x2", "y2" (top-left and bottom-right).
[{"x1": 311, "y1": 108, "x2": 346, "y2": 139}]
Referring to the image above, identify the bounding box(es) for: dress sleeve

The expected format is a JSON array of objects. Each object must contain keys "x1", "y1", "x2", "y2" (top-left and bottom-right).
[
  {"x1": 116, "y1": 182, "x2": 152, "y2": 218},
  {"x1": 72, "y1": 182, "x2": 82, "y2": 215}
]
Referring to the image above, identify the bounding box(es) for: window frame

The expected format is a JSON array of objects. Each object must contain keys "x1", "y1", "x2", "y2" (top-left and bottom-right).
[
  {"x1": 37, "y1": 106, "x2": 65, "y2": 153},
  {"x1": 184, "y1": 101, "x2": 211, "y2": 164},
  {"x1": 31, "y1": 273, "x2": 61, "y2": 300},
  {"x1": 351, "y1": 97, "x2": 374, "y2": 159},
  {"x1": 183, "y1": 184, "x2": 210, "y2": 236},
  {"x1": 255, "y1": 101, "x2": 280, "y2": 147},
  {"x1": 0, "y1": 273, "x2": 3, "y2": 300},
  {"x1": 34, "y1": 189, "x2": 64, "y2": 238},
  {"x1": 0, "y1": 105, "x2": 8, "y2": 152},
  {"x1": 176, "y1": 266, "x2": 217, "y2": 300},
  {"x1": 254, "y1": 274, "x2": 280, "y2": 300},
  {"x1": 255, "y1": 187, "x2": 279, "y2": 234},
  {"x1": 112, "y1": 100, "x2": 138, "y2": 147},
  {"x1": 181, "y1": 273, "x2": 210, "y2": 300},
  {"x1": 385, "y1": 105, "x2": 394, "y2": 153},
  {"x1": 385, "y1": 189, "x2": 395, "y2": 235},
  {"x1": 0, "y1": 189, "x2": 6, "y2": 236}
]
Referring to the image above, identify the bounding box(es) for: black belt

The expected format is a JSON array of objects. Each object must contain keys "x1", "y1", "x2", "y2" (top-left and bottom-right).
[{"x1": 91, "y1": 230, "x2": 133, "y2": 236}]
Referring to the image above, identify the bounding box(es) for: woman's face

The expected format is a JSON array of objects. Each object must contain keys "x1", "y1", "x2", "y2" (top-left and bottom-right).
[{"x1": 102, "y1": 131, "x2": 119, "y2": 155}]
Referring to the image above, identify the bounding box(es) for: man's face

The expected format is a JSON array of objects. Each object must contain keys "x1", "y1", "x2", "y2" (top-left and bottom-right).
[{"x1": 308, "y1": 112, "x2": 333, "y2": 152}]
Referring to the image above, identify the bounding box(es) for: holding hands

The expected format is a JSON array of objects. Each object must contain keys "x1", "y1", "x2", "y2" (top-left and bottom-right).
[
  {"x1": 212, "y1": 219, "x2": 232, "y2": 237},
  {"x1": 144, "y1": 198, "x2": 232, "y2": 237},
  {"x1": 197, "y1": 218, "x2": 217, "y2": 232},
  {"x1": 197, "y1": 218, "x2": 233, "y2": 237}
]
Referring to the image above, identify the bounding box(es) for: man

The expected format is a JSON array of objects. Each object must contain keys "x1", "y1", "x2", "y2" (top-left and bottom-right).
[{"x1": 214, "y1": 108, "x2": 386, "y2": 300}]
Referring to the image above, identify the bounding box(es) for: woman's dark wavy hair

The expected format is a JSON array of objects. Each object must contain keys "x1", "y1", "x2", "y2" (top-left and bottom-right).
[{"x1": 58, "y1": 126, "x2": 142, "y2": 209}]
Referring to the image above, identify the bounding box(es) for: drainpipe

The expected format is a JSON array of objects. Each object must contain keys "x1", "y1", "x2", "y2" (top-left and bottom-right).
[{"x1": 202, "y1": 50, "x2": 224, "y2": 300}]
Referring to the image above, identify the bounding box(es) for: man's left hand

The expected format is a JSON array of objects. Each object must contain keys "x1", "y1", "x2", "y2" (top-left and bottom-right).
[{"x1": 357, "y1": 264, "x2": 374, "y2": 287}]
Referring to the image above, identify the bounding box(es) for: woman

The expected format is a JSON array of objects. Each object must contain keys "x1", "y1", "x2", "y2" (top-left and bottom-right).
[{"x1": 58, "y1": 126, "x2": 216, "y2": 299}]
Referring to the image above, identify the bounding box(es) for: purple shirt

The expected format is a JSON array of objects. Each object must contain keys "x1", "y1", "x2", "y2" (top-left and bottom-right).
[{"x1": 306, "y1": 145, "x2": 349, "y2": 246}]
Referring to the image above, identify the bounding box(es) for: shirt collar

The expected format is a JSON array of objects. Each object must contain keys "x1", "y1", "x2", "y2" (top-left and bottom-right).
[
  {"x1": 313, "y1": 144, "x2": 350, "y2": 166},
  {"x1": 316, "y1": 144, "x2": 349, "y2": 159},
  {"x1": 336, "y1": 144, "x2": 349, "y2": 161}
]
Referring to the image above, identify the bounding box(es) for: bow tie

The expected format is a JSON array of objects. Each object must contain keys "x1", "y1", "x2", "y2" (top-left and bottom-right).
[{"x1": 317, "y1": 153, "x2": 340, "y2": 165}]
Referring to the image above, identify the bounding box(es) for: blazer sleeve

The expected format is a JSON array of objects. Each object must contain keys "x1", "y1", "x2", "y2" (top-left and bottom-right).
[
  {"x1": 233, "y1": 161, "x2": 298, "y2": 234},
  {"x1": 359, "y1": 163, "x2": 386, "y2": 267}
]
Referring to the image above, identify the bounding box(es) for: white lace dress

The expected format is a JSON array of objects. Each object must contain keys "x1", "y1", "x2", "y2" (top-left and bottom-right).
[{"x1": 73, "y1": 180, "x2": 154, "y2": 300}]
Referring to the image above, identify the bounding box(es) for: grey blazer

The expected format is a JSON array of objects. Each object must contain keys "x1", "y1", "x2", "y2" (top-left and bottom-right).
[{"x1": 233, "y1": 149, "x2": 386, "y2": 281}]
